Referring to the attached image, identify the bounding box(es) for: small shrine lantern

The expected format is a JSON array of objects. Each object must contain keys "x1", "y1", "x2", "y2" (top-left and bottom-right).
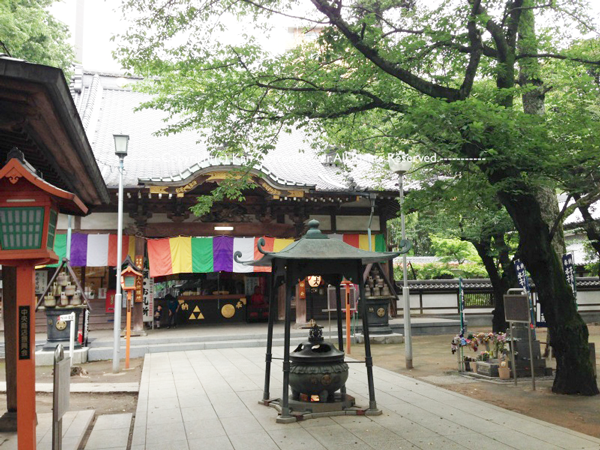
[
  {"x1": 0, "y1": 149, "x2": 87, "y2": 264},
  {"x1": 121, "y1": 256, "x2": 143, "y2": 294},
  {"x1": 120, "y1": 255, "x2": 142, "y2": 369},
  {"x1": 0, "y1": 149, "x2": 87, "y2": 448}
]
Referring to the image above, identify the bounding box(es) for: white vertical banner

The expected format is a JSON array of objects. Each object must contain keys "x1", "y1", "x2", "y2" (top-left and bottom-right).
[
  {"x1": 142, "y1": 267, "x2": 154, "y2": 323},
  {"x1": 86, "y1": 234, "x2": 110, "y2": 267},
  {"x1": 232, "y1": 237, "x2": 255, "y2": 273}
]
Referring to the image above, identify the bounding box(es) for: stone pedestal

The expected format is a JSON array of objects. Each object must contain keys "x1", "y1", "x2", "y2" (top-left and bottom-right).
[
  {"x1": 355, "y1": 333, "x2": 404, "y2": 344},
  {"x1": 475, "y1": 361, "x2": 500, "y2": 377},
  {"x1": 43, "y1": 307, "x2": 83, "y2": 351},
  {"x1": 510, "y1": 324, "x2": 547, "y2": 377},
  {"x1": 0, "y1": 411, "x2": 17, "y2": 432},
  {"x1": 364, "y1": 297, "x2": 393, "y2": 335},
  {"x1": 35, "y1": 347, "x2": 88, "y2": 366}
]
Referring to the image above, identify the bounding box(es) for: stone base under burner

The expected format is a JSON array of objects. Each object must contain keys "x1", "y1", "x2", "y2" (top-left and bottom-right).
[
  {"x1": 355, "y1": 333, "x2": 404, "y2": 344},
  {"x1": 260, "y1": 394, "x2": 382, "y2": 423}
]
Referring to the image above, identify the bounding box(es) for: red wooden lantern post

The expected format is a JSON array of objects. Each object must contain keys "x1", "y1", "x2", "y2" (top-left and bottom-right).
[
  {"x1": 120, "y1": 256, "x2": 142, "y2": 370},
  {"x1": 0, "y1": 150, "x2": 87, "y2": 449}
]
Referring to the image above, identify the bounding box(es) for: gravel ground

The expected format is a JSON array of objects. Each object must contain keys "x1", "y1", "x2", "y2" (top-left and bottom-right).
[{"x1": 351, "y1": 324, "x2": 600, "y2": 438}]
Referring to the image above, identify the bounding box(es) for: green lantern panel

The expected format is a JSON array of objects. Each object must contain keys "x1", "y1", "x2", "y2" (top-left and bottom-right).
[
  {"x1": 123, "y1": 275, "x2": 136, "y2": 289},
  {"x1": 46, "y1": 209, "x2": 58, "y2": 250},
  {"x1": 0, "y1": 207, "x2": 45, "y2": 250}
]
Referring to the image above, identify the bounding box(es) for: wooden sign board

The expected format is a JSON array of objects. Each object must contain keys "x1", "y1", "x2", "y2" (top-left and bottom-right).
[
  {"x1": 18, "y1": 306, "x2": 30, "y2": 360},
  {"x1": 54, "y1": 357, "x2": 70, "y2": 418},
  {"x1": 504, "y1": 294, "x2": 530, "y2": 323}
]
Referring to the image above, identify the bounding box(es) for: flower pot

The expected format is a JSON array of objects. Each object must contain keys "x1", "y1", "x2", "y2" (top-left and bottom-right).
[{"x1": 498, "y1": 366, "x2": 511, "y2": 380}]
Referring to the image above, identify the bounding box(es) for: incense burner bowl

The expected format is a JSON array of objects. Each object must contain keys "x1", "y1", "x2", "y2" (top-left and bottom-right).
[{"x1": 289, "y1": 323, "x2": 348, "y2": 403}]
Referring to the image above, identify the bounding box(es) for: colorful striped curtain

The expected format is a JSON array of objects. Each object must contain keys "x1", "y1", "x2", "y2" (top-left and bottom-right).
[
  {"x1": 48, "y1": 233, "x2": 138, "y2": 267},
  {"x1": 147, "y1": 236, "x2": 281, "y2": 278},
  {"x1": 146, "y1": 234, "x2": 386, "y2": 278},
  {"x1": 47, "y1": 232, "x2": 386, "y2": 275}
]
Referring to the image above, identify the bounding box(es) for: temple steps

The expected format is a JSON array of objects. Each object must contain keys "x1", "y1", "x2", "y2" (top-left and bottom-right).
[{"x1": 87, "y1": 334, "x2": 309, "y2": 361}]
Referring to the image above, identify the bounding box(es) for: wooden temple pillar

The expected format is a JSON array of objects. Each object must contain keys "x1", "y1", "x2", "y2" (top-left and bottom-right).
[
  {"x1": 0, "y1": 267, "x2": 17, "y2": 431},
  {"x1": 132, "y1": 238, "x2": 145, "y2": 332}
]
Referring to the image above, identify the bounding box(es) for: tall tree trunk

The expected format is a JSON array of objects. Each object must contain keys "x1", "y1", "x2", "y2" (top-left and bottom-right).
[
  {"x1": 576, "y1": 198, "x2": 600, "y2": 262},
  {"x1": 518, "y1": 1, "x2": 566, "y2": 257},
  {"x1": 495, "y1": 181, "x2": 598, "y2": 394},
  {"x1": 471, "y1": 238, "x2": 509, "y2": 332},
  {"x1": 512, "y1": 2, "x2": 596, "y2": 394}
]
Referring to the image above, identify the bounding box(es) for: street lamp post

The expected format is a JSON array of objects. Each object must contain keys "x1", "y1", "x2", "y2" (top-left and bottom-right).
[
  {"x1": 389, "y1": 158, "x2": 413, "y2": 369},
  {"x1": 113, "y1": 134, "x2": 129, "y2": 373}
]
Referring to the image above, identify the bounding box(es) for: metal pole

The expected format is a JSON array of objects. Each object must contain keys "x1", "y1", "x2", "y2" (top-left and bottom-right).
[
  {"x1": 281, "y1": 267, "x2": 293, "y2": 418},
  {"x1": 528, "y1": 323, "x2": 536, "y2": 391},
  {"x1": 358, "y1": 261, "x2": 378, "y2": 411},
  {"x1": 126, "y1": 292, "x2": 132, "y2": 369},
  {"x1": 367, "y1": 195, "x2": 375, "y2": 251},
  {"x1": 262, "y1": 272, "x2": 277, "y2": 402},
  {"x1": 69, "y1": 312, "x2": 75, "y2": 366},
  {"x1": 113, "y1": 155, "x2": 124, "y2": 373},
  {"x1": 344, "y1": 283, "x2": 351, "y2": 354},
  {"x1": 52, "y1": 345, "x2": 64, "y2": 450},
  {"x1": 510, "y1": 322, "x2": 517, "y2": 386},
  {"x1": 334, "y1": 279, "x2": 346, "y2": 397},
  {"x1": 400, "y1": 174, "x2": 413, "y2": 369},
  {"x1": 66, "y1": 215, "x2": 72, "y2": 259},
  {"x1": 335, "y1": 282, "x2": 344, "y2": 352}
]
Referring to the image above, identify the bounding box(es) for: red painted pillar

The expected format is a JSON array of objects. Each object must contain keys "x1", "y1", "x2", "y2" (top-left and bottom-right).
[{"x1": 16, "y1": 264, "x2": 36, "y2": 450}]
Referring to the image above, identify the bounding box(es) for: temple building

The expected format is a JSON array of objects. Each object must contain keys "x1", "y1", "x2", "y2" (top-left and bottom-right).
[{"x1": 27, "y1": 68, "x2": 402, "y2": 332}]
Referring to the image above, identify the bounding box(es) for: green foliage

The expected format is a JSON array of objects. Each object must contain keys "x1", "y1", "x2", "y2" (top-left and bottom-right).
[
  {"x1": 115, "y1": 0, "x2": 600, "y2": 393},
  {"x1": 387, "y1": 214, "x2": 434, "y2": 256},
  {"x1": 0, "y1": 0, "x2": 74, "y2": 74},
  {"x1": 457, "y1": 263, "x2": 489, "y2": 279},
  {"x1": 583, "y1": 240, "x2": 600, "y2": 277},
  {"x1": 430, "y1": 236, "x2": 480, "y2": 265},
  {"x1": 189, "y1": 169, "x2": 256, "y2": 217},
  {"x1": 394, "y1": 262, "x2": 487, "y2": 280}
]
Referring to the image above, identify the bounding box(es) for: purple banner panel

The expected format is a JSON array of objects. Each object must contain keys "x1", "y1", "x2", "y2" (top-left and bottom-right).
[
  {"x1": 213, "y1": 236, "x2": 234, "y2": 272},
  {"x1": 70, "y1": 233, "x2": 88, "y2": 266}
]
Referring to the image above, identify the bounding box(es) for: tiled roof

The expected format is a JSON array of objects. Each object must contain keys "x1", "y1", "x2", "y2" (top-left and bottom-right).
[
  {"x1": 559, "y1": 194, "x2": 599, "y2": 227},
  {"x1": 72, "y1": 71, "x2": 400, "y2": 192}
]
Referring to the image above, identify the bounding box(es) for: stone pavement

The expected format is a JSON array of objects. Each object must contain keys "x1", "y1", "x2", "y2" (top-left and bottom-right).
[
  {"x1": 0, "y1": 410, "x2": 94, "y2": 450},
  {"x1": 0, "y1": 381, "x2": 139, "y2": 393},
  {"x1": 132, "y1": 347, "x2": 600, "y2": 450},
  {"x1": 84, "y1": 413, "x2": 132, "y2": 450}
]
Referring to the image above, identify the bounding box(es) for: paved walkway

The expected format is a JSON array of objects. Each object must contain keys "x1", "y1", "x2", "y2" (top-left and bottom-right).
[
  {"x1": 0, "y1": 381, "x2": 139, "y2": 393},
  {"x1": 84, "y1": 413, "x2": 132, "y2": 450},
  {"x1": 132, "y1": 348, "x2": 600, "y2": 450},
  {"x1": 0, "y1": 410, "x2": 94, "y2": 450}
]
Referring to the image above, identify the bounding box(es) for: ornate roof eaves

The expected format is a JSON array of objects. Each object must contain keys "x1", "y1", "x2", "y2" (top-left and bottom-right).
[{"x1": 137, "y1": 163, "x2": 317, "y2": 193}]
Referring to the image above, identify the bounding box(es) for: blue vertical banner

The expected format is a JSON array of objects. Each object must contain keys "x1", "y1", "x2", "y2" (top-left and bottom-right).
[
  {"x1": 562, "y1": 253, "x2": 578, "y2": 308},
  {"x1": 514, "y1": 259, "x2": 536, "y2": 329}
]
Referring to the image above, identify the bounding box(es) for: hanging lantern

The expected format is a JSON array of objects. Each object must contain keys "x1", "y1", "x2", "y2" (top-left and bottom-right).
[{"x1": 307, "y1": 275, "x2": 322, "y2": 288}]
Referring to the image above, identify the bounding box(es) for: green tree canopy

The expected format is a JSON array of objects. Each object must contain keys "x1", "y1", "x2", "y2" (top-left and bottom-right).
[
  {"x1": 116, "y1": 0, "x2": 600, "y2": 394},
  {"x1": 0, "y1": 0, "x2": 74, "y2": 72}
]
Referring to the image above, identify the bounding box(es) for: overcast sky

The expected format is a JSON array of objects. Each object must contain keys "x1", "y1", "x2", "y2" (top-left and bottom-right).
[
  {"x1": 51, "y1": 0, "x2": 600, "y2": 73},
  {"x1": 50, "y1": 0, "x2": 298, "y2": 73}
]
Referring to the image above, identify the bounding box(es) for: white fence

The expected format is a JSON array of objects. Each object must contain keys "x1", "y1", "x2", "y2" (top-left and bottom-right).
[{"x1": 396, "y1": 278, "x2": 600, "y2": 318}]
